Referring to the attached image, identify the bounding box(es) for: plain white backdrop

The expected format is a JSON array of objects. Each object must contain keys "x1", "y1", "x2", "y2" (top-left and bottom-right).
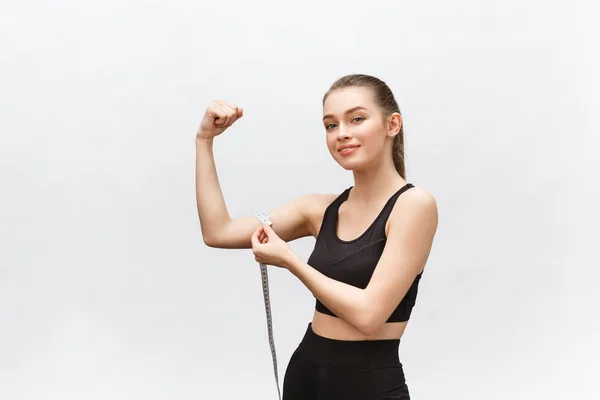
[{"x1": 1, "y1": 0, "x2": 598, "y2": 399}]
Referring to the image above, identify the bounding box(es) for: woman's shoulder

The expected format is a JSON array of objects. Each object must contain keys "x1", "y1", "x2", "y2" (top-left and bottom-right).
[
  {"x1": 298, "y1": 191, "x2": 343, "y2": 217},
  {"x1": 404, "y1": 184, "x2": 436, "y2": 204},
  {"x1": 388, "y1": 184, "x2": 438, "y2": 230}
]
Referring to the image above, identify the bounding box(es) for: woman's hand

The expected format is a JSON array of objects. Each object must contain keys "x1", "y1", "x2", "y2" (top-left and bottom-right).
[
  {"x1": 196, "y1": 100, "x2": 244, "y2": 140},
  {"x1": 251, "y1": 223, "x2": 295, "y2": 269}
]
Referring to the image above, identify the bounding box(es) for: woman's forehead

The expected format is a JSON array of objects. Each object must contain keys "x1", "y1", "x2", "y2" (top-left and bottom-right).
[{"x1": 323, "y1": 87, "x2": 376, "y2": 114}]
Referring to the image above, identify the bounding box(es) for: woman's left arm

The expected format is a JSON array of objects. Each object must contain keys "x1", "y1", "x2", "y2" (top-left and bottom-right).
[{"x1": 283, "y1": 188, "x2": 438, "y2": 336}]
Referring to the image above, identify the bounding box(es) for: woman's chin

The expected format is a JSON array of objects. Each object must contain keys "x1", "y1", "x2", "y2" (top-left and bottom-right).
[{"x1": 336, "y1": 158, "x2": 364, "y2": 171}]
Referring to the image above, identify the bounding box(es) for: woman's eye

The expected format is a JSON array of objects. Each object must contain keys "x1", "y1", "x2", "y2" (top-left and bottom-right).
[
  {"x1": 325, "y1": 124, "x2": 336, "y2": 130},
  {"x1": 352, "y1": 116, "x2": 364, "y2": 123}
]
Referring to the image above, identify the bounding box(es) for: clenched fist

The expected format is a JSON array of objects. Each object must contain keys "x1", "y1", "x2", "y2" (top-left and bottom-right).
[{"x1": 196, "y1": 100, "x2": 244, "y2": 140}]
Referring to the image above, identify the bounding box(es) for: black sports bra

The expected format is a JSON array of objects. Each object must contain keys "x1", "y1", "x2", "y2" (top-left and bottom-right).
[{"x1": 307, "y1": 183, "x2": 423, "y2": 323}]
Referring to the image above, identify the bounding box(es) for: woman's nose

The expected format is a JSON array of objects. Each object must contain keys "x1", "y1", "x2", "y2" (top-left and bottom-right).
[{"x1": 337, "y1": 123, "x2": 351, "y2": 139}]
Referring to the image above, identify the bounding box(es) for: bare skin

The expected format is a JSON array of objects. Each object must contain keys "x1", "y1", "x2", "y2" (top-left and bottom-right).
[{"x1": 196, "y1": 91, "x2": 437, "y2": 341}]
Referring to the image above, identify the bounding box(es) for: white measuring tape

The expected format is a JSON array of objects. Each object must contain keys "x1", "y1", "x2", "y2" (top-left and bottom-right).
[{"x1": 255, "y1": 212, "x2": 281, "y2": 400}]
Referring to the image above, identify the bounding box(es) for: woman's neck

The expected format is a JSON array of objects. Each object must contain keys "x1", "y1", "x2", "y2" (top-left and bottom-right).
[{"x1": 349, "y1": 167, "x2": 406, "y2": 206}]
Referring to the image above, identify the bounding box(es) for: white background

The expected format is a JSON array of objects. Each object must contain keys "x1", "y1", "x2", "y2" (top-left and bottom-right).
[{"x1": 1, "y1": 0, "x2": 598, "y2": 399}]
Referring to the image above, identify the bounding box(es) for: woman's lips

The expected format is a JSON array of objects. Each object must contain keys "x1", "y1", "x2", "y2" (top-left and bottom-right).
[{"x1": 339, "y1": 146, "x2": 359, "y2": 156}]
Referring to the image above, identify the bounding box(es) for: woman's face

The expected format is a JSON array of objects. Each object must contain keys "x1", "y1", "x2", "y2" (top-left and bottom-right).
[{"x1": 322, "y1": 86, "x2": 390, "y2": 171}]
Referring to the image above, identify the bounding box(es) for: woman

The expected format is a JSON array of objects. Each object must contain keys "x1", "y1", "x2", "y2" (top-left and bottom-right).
[{"x1": 195, "y1": 74, "x2": 438, "y2": 399}]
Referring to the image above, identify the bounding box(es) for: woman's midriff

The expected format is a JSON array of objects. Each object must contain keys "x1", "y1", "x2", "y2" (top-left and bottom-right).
[{"x1": 311, "y1": 310, "x2": 408, "y2": 341}]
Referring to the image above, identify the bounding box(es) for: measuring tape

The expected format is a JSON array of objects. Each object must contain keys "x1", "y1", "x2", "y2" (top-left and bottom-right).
[{"x1": 255, "y1": 212, "x2": 281, "y2": 400}]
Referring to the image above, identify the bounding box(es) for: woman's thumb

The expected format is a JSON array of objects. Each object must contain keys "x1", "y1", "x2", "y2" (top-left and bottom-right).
[{"x1": 262, "y1": 223, "x2": 273, "y2": 234}]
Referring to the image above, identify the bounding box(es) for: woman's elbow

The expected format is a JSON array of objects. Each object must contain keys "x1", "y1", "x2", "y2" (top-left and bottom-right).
[{"x1": 355, "y1": 313, "x2": 385, "y2": 337}]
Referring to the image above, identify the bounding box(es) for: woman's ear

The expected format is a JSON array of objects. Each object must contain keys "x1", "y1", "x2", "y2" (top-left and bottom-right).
[{"x1": 387, "y1": 112, "x2": 402, "y2": 137}]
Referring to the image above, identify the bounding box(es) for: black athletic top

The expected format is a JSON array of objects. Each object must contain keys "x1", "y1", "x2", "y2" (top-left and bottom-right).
[{"x1": 307, "y1": 183, "x2": 423, "y2": 323}]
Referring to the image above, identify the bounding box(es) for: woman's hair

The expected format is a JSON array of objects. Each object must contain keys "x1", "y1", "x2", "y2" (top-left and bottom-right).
[{"x1": 322, "y1": 74, "x2": 406, "y2": 179}]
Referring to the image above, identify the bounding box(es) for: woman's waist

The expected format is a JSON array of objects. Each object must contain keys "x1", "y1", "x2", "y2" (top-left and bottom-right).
[{"x1": 296, "y1": 321, "x2": 403, "y2": 368}]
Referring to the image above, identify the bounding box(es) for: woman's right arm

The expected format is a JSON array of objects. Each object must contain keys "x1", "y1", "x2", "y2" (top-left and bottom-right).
[{"x1": 195, "y1": 101, "x2": 313, "y2": 249}]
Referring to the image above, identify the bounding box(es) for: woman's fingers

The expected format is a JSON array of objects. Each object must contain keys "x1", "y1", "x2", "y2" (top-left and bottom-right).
[
  {"x1": 258, "y1": 226, "x2": 266, "y2": 243},
  {"x1": 222, "y1": 100, "x2": 243, "y2": 121},
  {"x1": 197, "y1": 99, "x2": 243, "y2": 140},
  {"x1": 212, "y1": 102, "x2": 229, "y2": 126},
  {"x1": 216, "y1": 101, "x2": 238, "y2": 128},
  {"x1": 252, "y1": 225, "x2": 263, "y2": 243},
  {"x1": 252, "y1": 225, "x2": 271, "y2": 245},
  {"x1": 261, "y1": 226, "x2": 270, "y2": 244}
]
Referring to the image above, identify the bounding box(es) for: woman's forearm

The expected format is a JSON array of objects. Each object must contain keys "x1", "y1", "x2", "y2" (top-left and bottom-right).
[
  {"x1": 195, "y1": 137, "x2": 231, "y2": 244},
  {"x1": 284, "y1": 252, "x2": 372, "y2": 334}
]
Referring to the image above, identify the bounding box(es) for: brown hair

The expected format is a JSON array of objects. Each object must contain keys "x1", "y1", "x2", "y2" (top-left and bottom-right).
[{"x1": 322, "y1": 74, "x2": 406, "y2": 179}]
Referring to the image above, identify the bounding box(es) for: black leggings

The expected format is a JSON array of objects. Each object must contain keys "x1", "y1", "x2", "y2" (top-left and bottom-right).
[{"x1": 282, "y1": 323, "x2": 410, "y2": 400}]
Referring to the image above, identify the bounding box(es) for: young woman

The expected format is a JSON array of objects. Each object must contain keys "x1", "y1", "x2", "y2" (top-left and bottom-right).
[{"x1": 195, "y1": 74, "x2": 438, "y2": 399}]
